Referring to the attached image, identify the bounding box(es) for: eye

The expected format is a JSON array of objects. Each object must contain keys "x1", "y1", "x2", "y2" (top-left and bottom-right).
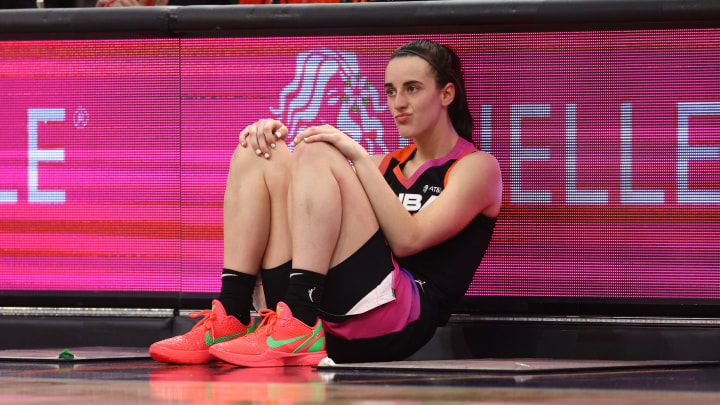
[
  {"x1": 385, "y1": 88, "x2": 396, "y2": 96},
  {"x1": 407, "y1": 85, "x2": 419, "y2": 93}
]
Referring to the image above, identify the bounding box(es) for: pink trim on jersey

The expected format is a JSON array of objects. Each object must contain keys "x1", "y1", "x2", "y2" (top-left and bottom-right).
[
  {"x1": 392, "y1": 137, "x2": 476, "y2": 189},
  {"x1": 377, "y1": 153, "x2": 394, "y2": 174},
  {"x1": 323, "y1": 257, "x2": 421, "y2": 340},
  {"x1": 443, "y1": 147, "x2": 476, "y2": 188}
]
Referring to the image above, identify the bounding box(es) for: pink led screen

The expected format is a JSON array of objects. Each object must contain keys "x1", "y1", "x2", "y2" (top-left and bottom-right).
[
  {"x1": 0, "y1": 39, "x2": 181, "y2": 292},
  {"x1": 1, "y1": 30, "x2": 718, "y2": 298}
]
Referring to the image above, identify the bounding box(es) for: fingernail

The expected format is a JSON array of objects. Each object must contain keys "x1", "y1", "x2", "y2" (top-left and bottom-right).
[
  {"x1": 270, "y1": 143, "x2": 276, "y2": 149},
  {"x1": 264, "y1": 153, "x2": 270, "y2": 159},
  {"x1": 275, "y1": 131, "x2": 282, "y2": 138},
  {"x1": 255, "y1": 149, "x2": 262, "y2": 155}
]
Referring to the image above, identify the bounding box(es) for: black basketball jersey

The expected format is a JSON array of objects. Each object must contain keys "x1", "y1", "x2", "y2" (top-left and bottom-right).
[{"x1": 379, "y1": 137, "x2": 497, "y2": 324}]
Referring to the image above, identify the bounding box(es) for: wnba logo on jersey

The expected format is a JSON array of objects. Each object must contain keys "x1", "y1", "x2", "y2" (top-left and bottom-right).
[
  {"x1": 398, "y1": 193, "x2": 438, "y2": 212},
  {"x1": 271, "y1": 49, "x2": 392, "y2": 155}
]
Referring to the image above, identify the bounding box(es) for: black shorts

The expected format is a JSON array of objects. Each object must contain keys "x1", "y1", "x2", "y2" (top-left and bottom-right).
[
  {"x1": 317, "y1": 229, "x2": 442, "y2": 363},
  {"x1": 324, "y1": 269, "x2": 442, "y2": 363},
  {"x1": 318, "y1": 229, "x2": 397, "y2": 322}
]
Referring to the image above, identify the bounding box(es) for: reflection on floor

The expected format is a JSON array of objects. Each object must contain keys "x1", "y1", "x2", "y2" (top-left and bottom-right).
[{"x1": 1, "y1": 359, "x2": 720, "y2": 404}]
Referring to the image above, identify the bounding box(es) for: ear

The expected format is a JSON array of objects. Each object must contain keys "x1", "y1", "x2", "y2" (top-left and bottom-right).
[{"x1": 440, "y1": 82, "x2": 455, "y2": 108}]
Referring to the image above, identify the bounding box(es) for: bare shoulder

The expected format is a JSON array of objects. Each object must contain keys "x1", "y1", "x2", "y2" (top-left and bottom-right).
[
  {"x1": 451, "y1": 151, "x2": 501, "y2": 183},
  {"x1": 447, "y1": 151, "x2": 502, "y2": 217}
]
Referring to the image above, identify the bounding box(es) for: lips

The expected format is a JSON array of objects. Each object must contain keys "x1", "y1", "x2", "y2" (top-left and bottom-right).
[{"x1": 394, "y1": 113, "x2": 410, "y2": 123}]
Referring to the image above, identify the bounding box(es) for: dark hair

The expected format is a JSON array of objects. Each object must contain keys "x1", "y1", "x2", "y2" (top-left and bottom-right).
[{"x1": 390, "y1": 39, "x2": 473, "y2": 143}]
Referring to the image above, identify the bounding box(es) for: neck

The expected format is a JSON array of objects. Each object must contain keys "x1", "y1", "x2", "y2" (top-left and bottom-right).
[{"x1": 412, "y1": 114, "x2": 459, "y2": 162}]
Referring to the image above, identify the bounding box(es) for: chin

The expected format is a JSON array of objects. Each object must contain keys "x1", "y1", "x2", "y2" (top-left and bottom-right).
[
  {"x1": 398, "y1": 134, "x2": 415, "y2": 143},
  {"x1": 396, "y1": 127, "x2": 416, "y2": 140}
]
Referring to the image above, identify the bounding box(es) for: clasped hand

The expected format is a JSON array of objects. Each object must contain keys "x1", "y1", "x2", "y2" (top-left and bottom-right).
[
  {"x1": 239, "y1": 119, "x2": 288, "y2": 160},
  {"x1": 294, "y1": 125, "x2": 368, "y2": 162},
  {"x1": 240, "y1": 120, "x2": 368, "y2": 163}
]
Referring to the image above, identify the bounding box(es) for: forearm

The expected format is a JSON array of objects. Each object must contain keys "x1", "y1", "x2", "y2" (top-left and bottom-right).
[{"x1": 352, "y1": 154, "x2": 421, "y2": 257}]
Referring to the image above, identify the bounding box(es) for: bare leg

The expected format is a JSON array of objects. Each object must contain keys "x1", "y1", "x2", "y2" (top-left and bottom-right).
[
  {"x1": 223, "y1": 143, "x2": 292, "y2": 274},
  {"x1": 148, "y1": 143, "x2": 294, "y2": 364},
  {"x1": 290, "y1": 141, "x2": 380, "y2": 274},
  {"x1": 201, "y1": 142, "x2": 380, "y2": 367}
]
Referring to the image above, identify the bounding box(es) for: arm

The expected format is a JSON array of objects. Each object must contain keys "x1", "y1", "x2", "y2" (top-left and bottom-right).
[
  {"x1": 297, "y1": 125, "x2": 502, "y2": 257},
  {"x1": 353, "y1": 150, "x2": 501, "y2": 257},
  {"x1": 370, "y1": 153, "x2": 386, "y2": 167}
]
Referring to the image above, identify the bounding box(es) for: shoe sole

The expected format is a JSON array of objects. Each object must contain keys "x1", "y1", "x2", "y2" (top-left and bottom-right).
[
  {"x1": 149, "y1": 345, "x2": 212, "y2": 365},
  {"x1": 210, "y1": 346, "x2": 327, "y2": 368}
]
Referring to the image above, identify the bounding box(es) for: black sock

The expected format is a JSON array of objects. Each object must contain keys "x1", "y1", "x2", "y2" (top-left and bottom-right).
[
  {"x1": 260, "y1": 261, "x2": 291, "y2": 310},
  {"x1": 218, "y1": 269, "x2": 256, "y2": 325},
  {"x1": 283, "y1": 269, "x2": 325, "y2": 326}
]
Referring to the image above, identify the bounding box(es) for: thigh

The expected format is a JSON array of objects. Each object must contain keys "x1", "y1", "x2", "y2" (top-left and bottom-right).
[
  {"x1": 292, "y1": 141, "x2": 380, "y2": 268},
  {"x1": 225, "y1": 141, "x2": 293, "y2": 270},
  {"x1": 261, "y1": 143, "x2": 293, "y2": 269}
]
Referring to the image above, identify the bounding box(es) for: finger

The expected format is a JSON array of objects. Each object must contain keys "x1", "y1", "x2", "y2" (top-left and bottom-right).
[
  {"x1": 262, "y1": 120, "x2": 277, "y2": 150},
  {"x1": 303, "y1": 134, "x2": 321, "y2": 143},
  {"x1": 248, "y1": 123, "x2": 262, "y2": 157},
  {"x1": 291, "y1": 126, "x2": 318, "y2": 147},
  {"x1": 256, "y1": 120, "x2": 271, "y2": 159},
  {"x1": 239, "y1": 125, "x2": 250, "y2": 147},
  {"x1": 304, "y1": 132, "x2": 337, "y2": 145},
  {"x1": 274, "y1": 124, "x2": 288, "y2": 142}
]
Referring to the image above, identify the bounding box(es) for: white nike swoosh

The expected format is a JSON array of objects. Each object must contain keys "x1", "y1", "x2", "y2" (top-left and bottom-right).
[
  {"x1": 289, "y1": 273, "x2": 303, "y2": 278},
  {"x1": 221, "y1": 273, "x2": 239, "y2": 278}
]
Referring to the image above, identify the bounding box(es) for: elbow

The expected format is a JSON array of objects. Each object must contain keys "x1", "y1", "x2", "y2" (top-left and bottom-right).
[
  {"x1": 388, "y1": 220, "x2": 426, "y2": 258},
  {"x1": 391, "y1": 245, "x2": 412, "y2": 258},
  {"x1": 390, "y1": 235, "x2": 422, "y2": 258}
]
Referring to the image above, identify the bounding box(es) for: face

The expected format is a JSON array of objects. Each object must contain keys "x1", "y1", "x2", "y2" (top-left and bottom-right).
[{"x1": 384, "y1": 55, "x2": 453, "y2": 140}]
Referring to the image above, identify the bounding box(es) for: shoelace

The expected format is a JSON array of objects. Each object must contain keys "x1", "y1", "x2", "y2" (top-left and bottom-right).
[
  {"x1": 189, "y1": 309, "x2": 218, "y2": 340},
  {"x1": 255, "y1": 308, "x2": 279, "y2": 335}
]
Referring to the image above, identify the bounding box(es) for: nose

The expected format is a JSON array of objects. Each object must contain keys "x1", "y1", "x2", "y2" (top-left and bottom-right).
[{"x1": 392, "y1": 91, "x2": 409, "y2": 110}]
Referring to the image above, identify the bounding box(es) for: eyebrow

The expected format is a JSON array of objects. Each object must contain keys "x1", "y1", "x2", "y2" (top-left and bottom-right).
[{"x1": 384, "y1": 80, "x2": 424, "y2": 88}]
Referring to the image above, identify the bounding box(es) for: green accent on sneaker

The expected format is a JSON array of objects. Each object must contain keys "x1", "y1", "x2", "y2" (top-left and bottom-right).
[
  {"x1": 204, "y1": 329, "x2": 246, "y2": 346},
  {"x1": 267, "y1": 332, "x2": 309, "y2": 349},
  {"x1": 292, "y1": 320, "x2": 323, "y2": 354},
  {"x1": 307, "y1": 336, "x2": 324, "y2": 353}
]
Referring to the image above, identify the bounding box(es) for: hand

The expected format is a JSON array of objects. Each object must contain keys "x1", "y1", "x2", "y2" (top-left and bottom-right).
[
  {"x1": 239, "y1": 119, "x2": 288, "y2": 160},
  {"x1": 292, "y1": 125, "x2": 369, "y2": 163}
]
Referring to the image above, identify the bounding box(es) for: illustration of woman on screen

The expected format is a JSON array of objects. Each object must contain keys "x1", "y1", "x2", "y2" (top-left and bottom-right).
[
  {"x1": 149, "y1": 39, "x2": 502, "y2": 366},
  {"x1": 271, "y1": 48, "x2": 390, "y2": 155}
]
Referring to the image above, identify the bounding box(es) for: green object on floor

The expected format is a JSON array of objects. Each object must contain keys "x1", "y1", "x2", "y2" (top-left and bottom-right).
[{"x1": 58, "y1": 349, "x2": 74, "y2": 360}]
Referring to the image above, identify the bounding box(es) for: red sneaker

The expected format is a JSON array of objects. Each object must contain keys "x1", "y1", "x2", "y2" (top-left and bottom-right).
[
  {"x1": 149, "y1": 300, "x2": 258, "y2": 364},
  {"x1": 209, "y1": 302, "x2": 327, "y2": 367}
]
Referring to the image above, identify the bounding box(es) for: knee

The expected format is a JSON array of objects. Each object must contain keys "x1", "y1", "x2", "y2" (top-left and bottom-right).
[
  {"x1": 292, "y1": 141, "x2": 339, "y2": 171},
  {"x1": 229, "y1": 142, "x2": 291, "y2": 173},
  {"x1": 229, "y1": 143, "x2": 258, "y2": 172}
]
